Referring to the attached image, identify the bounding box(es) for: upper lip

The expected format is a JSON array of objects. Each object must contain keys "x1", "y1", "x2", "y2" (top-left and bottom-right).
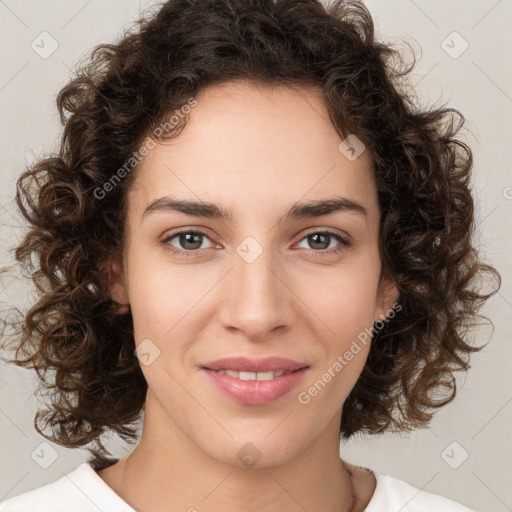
[{"x1": 202, "y1": 356, "x2": 308, "y2": 373}]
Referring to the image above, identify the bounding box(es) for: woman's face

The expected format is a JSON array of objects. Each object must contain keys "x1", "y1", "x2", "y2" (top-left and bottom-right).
[{"x1": 112, "y1": 80, "x2": 399, "y2": 468}]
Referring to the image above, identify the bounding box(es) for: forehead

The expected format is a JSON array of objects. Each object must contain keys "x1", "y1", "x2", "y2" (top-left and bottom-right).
[{"x1": 129, "y1": 80, "x2": 378, "y2": 225}]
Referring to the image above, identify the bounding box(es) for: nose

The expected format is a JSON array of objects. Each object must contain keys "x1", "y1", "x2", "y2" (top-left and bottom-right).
[{"x1": 215, "y1": 243, "x2": 293, "y2": 342}]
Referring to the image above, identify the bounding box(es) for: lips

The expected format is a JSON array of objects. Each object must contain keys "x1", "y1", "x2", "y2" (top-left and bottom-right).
[{"x1": 201, "y1": 356, "x2": 310, "y2": 405}]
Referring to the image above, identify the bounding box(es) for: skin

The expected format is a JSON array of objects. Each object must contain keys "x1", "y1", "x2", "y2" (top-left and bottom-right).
[{"x1": 101, "y1": 80, "x2": 399, "y2": 512}]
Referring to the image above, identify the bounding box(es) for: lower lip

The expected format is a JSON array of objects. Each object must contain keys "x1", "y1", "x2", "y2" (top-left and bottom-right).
[{"x1": 202, "y1": 367, "x2": 309, "y2": 405}]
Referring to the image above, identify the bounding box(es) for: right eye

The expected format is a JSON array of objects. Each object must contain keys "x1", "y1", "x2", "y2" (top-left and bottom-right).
[{"x1": 161, "y1": 229, "x2": 217, "y2": 257}]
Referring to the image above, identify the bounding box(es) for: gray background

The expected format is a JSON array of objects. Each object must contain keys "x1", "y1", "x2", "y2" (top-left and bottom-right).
[{"x1": 0, "y1": 1, "x2": 511, "y2": 510}]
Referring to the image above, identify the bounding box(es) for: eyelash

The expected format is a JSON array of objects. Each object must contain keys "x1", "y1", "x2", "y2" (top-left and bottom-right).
[{"x1": 161, "y1": 228, "x2": 352, "y2": 258}]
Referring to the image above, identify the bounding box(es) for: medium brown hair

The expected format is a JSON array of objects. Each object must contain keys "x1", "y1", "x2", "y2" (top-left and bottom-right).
[{"x1": 1, "y1": 0, "x2": 500, "y2": 464}]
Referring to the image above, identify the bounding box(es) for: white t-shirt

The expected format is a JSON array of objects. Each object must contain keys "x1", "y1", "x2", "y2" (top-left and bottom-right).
[{"x1": 0, "y1": 461, "x2": 477, "y2": 511}]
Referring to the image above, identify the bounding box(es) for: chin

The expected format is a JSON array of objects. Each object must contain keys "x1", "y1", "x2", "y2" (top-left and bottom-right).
[{"x1": 197, "y1": 428, "x2": 313, "y2": 470}]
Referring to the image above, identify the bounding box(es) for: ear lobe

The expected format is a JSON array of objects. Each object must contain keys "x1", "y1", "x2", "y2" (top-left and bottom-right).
[
  {"x1": 109, "y1": 257, "x2": 130, "y2": 314},
  {"x1": 375, "y1": 271, "x2": 400, "y2": 323}
]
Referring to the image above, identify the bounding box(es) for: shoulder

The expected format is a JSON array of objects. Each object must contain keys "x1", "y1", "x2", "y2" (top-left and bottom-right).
[
  {"x1": 0, "y1": 462, "x2": 135, "y2": 512},
  {"x1": 365, "y1": 471, "x2": 478, "y2": 512}
]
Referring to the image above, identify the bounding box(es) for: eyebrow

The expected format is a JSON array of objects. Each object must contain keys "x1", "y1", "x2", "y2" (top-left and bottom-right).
[{"x1": 142, "y1": 195, "x2": 368, "y2": 223}]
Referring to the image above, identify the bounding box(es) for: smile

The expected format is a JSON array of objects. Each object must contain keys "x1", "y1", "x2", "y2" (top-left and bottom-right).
[{"x1": 213, "y1": 369, "x2": 292, "y2": 380}]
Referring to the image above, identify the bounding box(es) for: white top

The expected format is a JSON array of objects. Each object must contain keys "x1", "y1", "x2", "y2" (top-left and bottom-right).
[{"x1": 0, "y1": 461, "x2": 477, "y2": 511}]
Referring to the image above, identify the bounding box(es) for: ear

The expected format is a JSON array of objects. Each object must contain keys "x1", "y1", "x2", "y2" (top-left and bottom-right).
[
  {"x1": 374, "y1": 268, "x2": 400, "y2": 323},
  {"x1": 109, "y1": 255, "x2": 130, "y2": 314}
]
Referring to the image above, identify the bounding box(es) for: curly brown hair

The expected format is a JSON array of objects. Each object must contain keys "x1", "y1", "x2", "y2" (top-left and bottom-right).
[{"x1": 0, "y1": 0, "x2": 501, "y2": 465}]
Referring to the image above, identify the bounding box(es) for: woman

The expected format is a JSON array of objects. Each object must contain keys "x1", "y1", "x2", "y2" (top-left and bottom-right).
[{"x1": 0, "y1": 0, "x2": 500, "y2": 510}]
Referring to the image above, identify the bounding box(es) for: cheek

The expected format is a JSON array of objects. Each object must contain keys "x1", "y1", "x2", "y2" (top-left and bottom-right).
[
  {"x1": 291, "y1": 264, "x2": 378, "y2": 390},
  {"x1": 126, "y1": 254, "x2": 215, "y2": 338},
  {"x1": 294, "y1": 262, "x2": 380, "y2": 335}
]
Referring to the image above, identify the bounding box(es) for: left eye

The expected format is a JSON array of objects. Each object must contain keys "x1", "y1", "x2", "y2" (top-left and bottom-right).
[{"x1": 297, "y1": 231, "x2": 349, "y2": 252}]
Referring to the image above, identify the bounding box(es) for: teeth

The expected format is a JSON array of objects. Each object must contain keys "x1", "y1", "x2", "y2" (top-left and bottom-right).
[{"x1": 221, "y1": 369, "x2": 287, "y2": 380}]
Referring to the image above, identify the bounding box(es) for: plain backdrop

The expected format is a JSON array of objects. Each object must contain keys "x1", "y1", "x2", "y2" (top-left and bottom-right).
[{"x1": 0, "y1": 1, "x2": 511, "y2": 511}]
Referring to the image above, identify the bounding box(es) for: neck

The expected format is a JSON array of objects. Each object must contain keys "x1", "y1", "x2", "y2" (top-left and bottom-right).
[{"x1": 99, "y1": 395, "x2": 365, "y2": 512}]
